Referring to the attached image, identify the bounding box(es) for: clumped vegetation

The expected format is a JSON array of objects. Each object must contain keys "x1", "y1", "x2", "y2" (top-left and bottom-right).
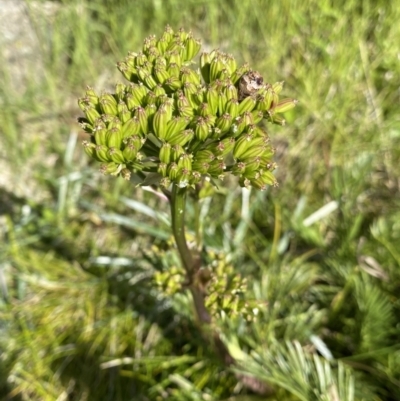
[{"x1": 1, "y1": 1, "x2": 400, "y2": 400}]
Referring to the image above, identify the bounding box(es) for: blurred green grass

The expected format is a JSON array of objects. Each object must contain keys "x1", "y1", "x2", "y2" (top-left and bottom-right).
[{"x1": 1, "y1": 0, "x2": 400, "y2": 400}]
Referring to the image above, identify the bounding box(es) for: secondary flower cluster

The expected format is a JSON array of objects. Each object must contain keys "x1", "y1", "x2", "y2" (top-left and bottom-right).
[{"x1": 78, "y1": 26, "x2": 297, "y2": 190}]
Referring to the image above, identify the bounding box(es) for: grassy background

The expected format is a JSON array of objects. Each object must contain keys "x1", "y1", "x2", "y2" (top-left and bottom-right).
[{"x1": 1, "y1": 0, "x2": 400, "y2": 400}]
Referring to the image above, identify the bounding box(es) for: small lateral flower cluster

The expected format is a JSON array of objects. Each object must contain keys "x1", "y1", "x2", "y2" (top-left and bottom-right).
[{"x1": 78, "y1": 26, "x2": 297, "y2": 190}]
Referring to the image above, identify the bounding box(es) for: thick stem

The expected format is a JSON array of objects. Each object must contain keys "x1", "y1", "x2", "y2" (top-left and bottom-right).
[
  {"x1": 170, "y1": 185, "x2": 194, "y2": 275},
  {"x1": 170, "y1": 185, "x2": 210, "y2": 324}
]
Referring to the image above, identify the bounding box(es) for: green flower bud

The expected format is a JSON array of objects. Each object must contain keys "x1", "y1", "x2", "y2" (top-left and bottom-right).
[
  {"x1": 268, "y1": 113, "x2": 286, "y2": 126},
  {"x1": 193, "y1": 149, "x2": 215, "y2": 164},
  {"x1": 177, "y1": 153, "x2": 192, "y2": 171},
  {"x1": 176, "y1": 168, "x2": 191, "y2": 188},
  {"x1": 93, "y1": 125, "x2": 108, "y2": 146},
  {"x1": 161, "y1": 25, "x2": 174, "y2": 44},
  {"x1": 168, "y1": 162, "x2": 179, "y2": 180},
  {"x1": 145, "y1": 104, "x2": 157, "y2": 125},
  {"x1": 153, "y1": 84, "x2": 166, "y2": 97},
  {"x1": 198, "y1": 102, "x2": 213, "y2": 118},
  {"x1": 208, "y1": 137, "x2": 235, "y2": 158},
  {"x1": 184, "y1": 36, "x2": 201, "y2": 61},
  {"x1": 125, "y1": 93, "x2": 140, "y2": 110},
  {"x1": 144, "y1": 74, "x2": 158, "y2": 90},
  {"x1": 230, "y1": 63, "x2": 250, "y2": 84},
  {"x1": 84, "y1": 106, "x2": 101, "y2": 125},
  {"x1": 100, "y1": 162, "x2": 122, "y2": 175},
  {"x1": 204, "y1": 114, "x2": 216, "y2": 128},
  {"x1": 107, "y1": 147, "x2": 125, "y2": 164},
  {"x1": 250, "y1": 110, "x2": 264, "y2": 125},
  {"x1": 107, "y1": 116, "x2": 122, "y2": 131},
  {"x1": 176, "y1": 91, "x2": 190, "y2": 108},
  {"x1": 124, "y1": 135, "x2": 144, "y2": 150},
  {"x1": 208, "y1": 159, "x2": 226, "y2": 176},
  {"x1": 135, "y1": 52, "x2": 148, "y2": 67},
  {"x1": 161, "y1": 98, "x2": 174, "y2": 120},
  {"x1": 117, "y1": 61, "x2": 138, "y2": 82},
  {"x1": 171, "y1": 144, "x2": 185, "y2": 162},
  {"x1": 121, "y1": 168, "x2": 131, "y2": 180},
  {"x1": 122, "y1": 143, "x2": 138, "y2": 162},
  {"x1": 115, "y1": 83, "x2": 126, "y2": 101},
  {"x1": 193, "y1": 116, "x2": 210, "y2": 141},
  {"x1": 270, "y1": 98, "x2": 298, "y2": 114},
  {"x1": 154, "y1": 66, "x2": 170, "y2": 84},
  {"x1": 200, "y1": 52, "x2": 212, "y2": 83},
  {"x1": 238, "y1": 95, "x2": 256, "y2": 115},
  {"x1": 167, "y1": 50, "x2": 183, "y2": 68},
  {"x1": 146, "y1": 46, "x2": 160, "y2": 63},
  {"x1": 272, "y1": 81, "x2": 284, "y2": 95},
  {"x1": 121, "y1": 117, "x2": 141, "y2": 138},
  {"x1": 250, "y1": 169, "x2": 278, "y2": 190},
  {"x1": 93, "y1": 114, "x2": 108, "y2": 131},
  {"x1": 153, "y1": 105, "x2": 169, "y2": 139},
  {"x1": 117, "y1": 101, "x2": 131, "y2": 123},
  {"x1": 159, "y1": 143, "x2": 172, "y2": 163},
  {"x1": 178, "y1": 27, "x2": 189, "y2": 41},
  {"x1": 239, "y1": 143, "x2": 267, "y2": 160},
  {"x1": 183, "y1": 82, "x2": 201, "y2": 108},
  {"x1": 157, "y1": 37, "x2": 169, "y2": 54},
  {"x1": 178, "y1": 105, "x2": 194, "y2": 119},
  {"x1": 95, "y1": 145, "x2": 111, "y2": 162},
  {"x1": 260, "y1": 147, "x2": 275, "y2": 162},
  {"x1": 231, "y1": 116, "x2": 247, "y2": 137},
  {"x1": 82, "y1": 140, "x2": 96, "y2": 159},
  {"x1": 166, "y1": 40, "x2": 184, "y2": 55},
  {"x1": 85, "y1": 87, "x2": 100, "y2": 107},
  {"x1": 218, "y1": 92, "x2": 228, "y2": 115},
  {"x1": 166, "y1": 128, "x2": 194, "y2": 146},
  {"x1": 164, "y1": 76, "x2": 182, "y2": 92},
  {"x1": 160, "y1": 177, "x2": 171, "y2": 188},
  {"x1": 209, "y1": 56, "x2": 225, "y2": 82},
  {"x1": 215, "y1": 113, "x2": 233, "y2": 135},
  {"x1": 167, "y1": 62, "x2": 180, "y2": 79},
  {"x1": 77, "y1": 117, "x2": 93, "y2": 134},
  {"x1": 225, "y1": 54, "x2": 237, "y2": 76},
  {"x1": 143, "y1": 35, "x2": 157, "y2": 52},
  {"x1": 125, "y1": 52, "x2": 136, "y2": 68},
  {"x1": 157, "y1": 162, "x2": 168, "y2": 177},
  {"x1": 218, "y1": 68, "x2": 230, "y2": 81},
  {"x1": 233, "y1": 132, "x2": 253, "y2": 159},
  {"x1": 166, "y1": 116, "x2": 189, "y2": 140},
  {"x1": 134, "y1": 107, "x2": 148, "y2": 135},
  {"x1": 106, "y1": 127, "x2": 123, "y2": 148},
  {"x1": 155, "y1": 57, "x2": 168, "y2": 71},
  {"x1": 225, "y1": 98, "x2": 239, "y2": 119},
  {"x1": 144, "y1": 90, "x2": 157, "y2": 106},
  {"x1": 180, "y1": 67, "x2": 201, "y2": 86},
  {"x1": 205, "y1": 85, "x2": 219, "y2": 115},
  {"x1": 243, "y1": 157, "x2": 261, "y2": 174},
  {"x1": 224, "y1": 83, "x2": 238, "y2": 101},
  {"x1": 231, "y1": 161, "x2": 246, "y2": 175},
  {"x1": 127, "y1": 83, "x2": 148, "y2": 107},
  {"x1": 192, "y1": 161, "x2": 210, "y2": 174}
]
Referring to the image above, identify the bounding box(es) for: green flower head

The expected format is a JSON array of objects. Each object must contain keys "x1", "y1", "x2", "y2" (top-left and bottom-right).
[{"x1": 78, "y1": 26, "x2": 297, "y2": 190}]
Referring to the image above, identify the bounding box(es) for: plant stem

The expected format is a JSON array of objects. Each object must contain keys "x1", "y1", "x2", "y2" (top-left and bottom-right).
[{"x1": 170, "y1": 184, "x2": 210, "y2": 324}]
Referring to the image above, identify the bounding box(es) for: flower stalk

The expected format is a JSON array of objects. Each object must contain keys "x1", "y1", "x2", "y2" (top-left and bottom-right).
[{"x1": 170, "y1": 184, "x2": 211, "y2": 324}]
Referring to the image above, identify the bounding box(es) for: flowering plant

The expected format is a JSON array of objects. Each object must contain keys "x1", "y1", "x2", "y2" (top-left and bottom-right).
[{"x1": 77, "y1": 25, "x2": 297, "y2": 371}]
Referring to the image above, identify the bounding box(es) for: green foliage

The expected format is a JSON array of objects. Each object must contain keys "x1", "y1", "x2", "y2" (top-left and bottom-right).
[{"x1": 1, "y1": 0, "x2": 400, "y2": 400}]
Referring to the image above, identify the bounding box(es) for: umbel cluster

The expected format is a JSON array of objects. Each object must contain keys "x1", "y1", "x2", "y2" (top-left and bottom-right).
[{"x1": 78, "y1": 26, "x2": 297, "y2": 190}]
